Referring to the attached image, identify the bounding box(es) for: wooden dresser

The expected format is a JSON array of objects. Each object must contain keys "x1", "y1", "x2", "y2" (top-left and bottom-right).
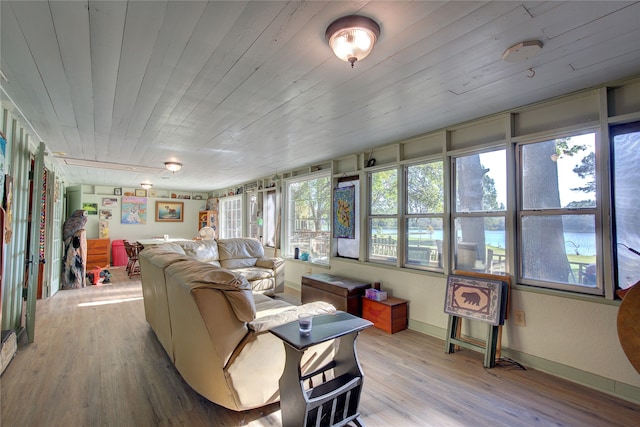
[{"x1": 86, "y1": 238, "x2": 110, "y2": 268}]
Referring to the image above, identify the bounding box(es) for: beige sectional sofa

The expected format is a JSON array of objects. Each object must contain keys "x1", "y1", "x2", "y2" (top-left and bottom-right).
[
  {"x1": 159, "y1": 238, "x2": 285, "y2": 295},
  {"x1": 139, "y1": 241, "x2": 336, "y2": 411}
]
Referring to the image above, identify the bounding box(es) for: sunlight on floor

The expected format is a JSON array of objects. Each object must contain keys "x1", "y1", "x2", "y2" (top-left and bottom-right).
[{"x1": 78, "y1": 296, "x2": 143, "y2": 307}]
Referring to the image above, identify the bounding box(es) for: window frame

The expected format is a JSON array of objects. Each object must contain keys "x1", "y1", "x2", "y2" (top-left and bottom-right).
[
  {"x1": 403, "y1": 159, "x2": 445, "y2": 272},
  {"x1": 515, "y1": 129, "x2": 602, "y2": 295},
  {"x1": 218, "y1": 195, "x2": 243, "y2": 239},
  {"x1": 609, "y1": 121, "x2": 640, "y2": 294},
  {"x1": 451, "y1": 148, "x2": 508, "y2": 275},
  {"x1": 283, "y1": 171, "x2": 331, "y2": 263},
  {"x1": 367, "y1": 167, "x2": 399, "y2": 266}
]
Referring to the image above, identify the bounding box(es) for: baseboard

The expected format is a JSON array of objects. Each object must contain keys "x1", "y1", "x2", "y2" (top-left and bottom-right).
[
  {"x1": 408, "y1": 318, "x2": 640, "y2": 405},
  {"x1": 500, "y1": 347, "x2": 640, "y2": 405}
]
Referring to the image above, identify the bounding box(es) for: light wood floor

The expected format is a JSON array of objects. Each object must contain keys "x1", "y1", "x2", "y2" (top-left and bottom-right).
[{"x1": 2, "y1": 267, "x2": 639, "y2": 426}]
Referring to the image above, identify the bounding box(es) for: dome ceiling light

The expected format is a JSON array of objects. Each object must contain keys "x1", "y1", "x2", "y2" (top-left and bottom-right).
[
  {"x1": 164, "y1": 161, "x2": 183, "y2": 172},
  {"x1": 326, "y1": 15, "x2": 380, "y2": 68}
]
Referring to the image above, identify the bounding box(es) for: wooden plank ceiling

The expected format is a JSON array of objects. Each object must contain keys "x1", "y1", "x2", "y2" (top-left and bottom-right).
[{"x1": 1, "y1": 1, "x2": 639, "y2": 191}]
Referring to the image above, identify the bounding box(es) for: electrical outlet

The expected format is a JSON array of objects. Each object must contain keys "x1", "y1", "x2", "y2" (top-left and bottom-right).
[{"x1": 513, "y1": 310, "x2": 526, "y2": 327}]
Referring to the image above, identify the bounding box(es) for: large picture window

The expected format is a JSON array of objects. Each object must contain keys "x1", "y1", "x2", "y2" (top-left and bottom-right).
[
  {"x1": 368, "y1": 168, "x2": 398, "y2": 264},
  {"x1": 453, "y1": 150, "x2": 507, "y2": 274},
  {"x1": 284, "y1": 173, "x2": 331, "y2": 263},
  {"x1": 517, "y1": 132, "x2": 600, "y2": 294},
  {"x1": 404, "y1": 160, "x2": 444, "y2": 270}
]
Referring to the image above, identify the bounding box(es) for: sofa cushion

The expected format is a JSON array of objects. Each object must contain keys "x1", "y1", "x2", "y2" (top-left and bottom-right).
[
  {"x1": 165, "y1": 260, "x2": 255, "y2": 322},
  {"x1": 232, "y1": 266, "x2": 274, "y2": 282},
  {"x1": 217, "y1": 238, "x2": 263, "y2": 269},
  {"x1": 255, "y1": 257, "x2": 284, "y2": 270},
  {"x1": 149, "y1": 242, "x2": 187, "y2": 256},
  {"x1": 253, "y1": 293, "x2": 295, "y2": 316},
  {"x1": 175, "y1": 240, "x2": 221, "y2": 267},
  {"x1": 248, "y1": 301, "x2": 336, "y2": 332}
]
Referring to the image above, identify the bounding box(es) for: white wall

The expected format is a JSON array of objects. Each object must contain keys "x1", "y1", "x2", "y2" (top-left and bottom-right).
[{"x1": 79, "y1": 193, "x2": 208, "y2": 241}]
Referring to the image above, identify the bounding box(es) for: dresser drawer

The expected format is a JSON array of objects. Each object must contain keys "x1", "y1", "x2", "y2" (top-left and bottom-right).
[{"x1": 86, "y1": 238, "x2": 110, "y2": 268}]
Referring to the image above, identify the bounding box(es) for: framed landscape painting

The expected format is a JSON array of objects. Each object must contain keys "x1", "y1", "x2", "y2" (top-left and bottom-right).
[{"x1": 156, "y1": 201, "x2": 183, "y2": 222}]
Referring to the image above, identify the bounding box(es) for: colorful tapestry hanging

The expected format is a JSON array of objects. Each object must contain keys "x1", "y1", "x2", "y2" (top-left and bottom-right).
[{"x1": 333, "y1": 185, "x2": 355, "y2": 239}]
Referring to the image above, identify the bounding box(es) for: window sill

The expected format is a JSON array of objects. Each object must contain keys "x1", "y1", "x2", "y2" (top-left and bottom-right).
[{"x1": 286, "y1": 257, "x2": 331, "y2": 269}]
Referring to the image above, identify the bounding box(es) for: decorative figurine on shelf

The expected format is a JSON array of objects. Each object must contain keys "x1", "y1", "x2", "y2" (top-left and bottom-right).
[{"x1": 61, "y1": 209, "x2": 88, "y2": 289}]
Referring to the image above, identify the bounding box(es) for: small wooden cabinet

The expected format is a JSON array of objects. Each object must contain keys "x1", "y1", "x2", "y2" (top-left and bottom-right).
[
  {"x1": 270, "y1": 312, "x2": 372, "y2": 427},
  {"x1": 198, "y1": 210, "x2": 218, "y2": 237},
  {"x1": 86, "y1": 238, "x2": 110, "y2": 268},
  {"x1": 301, "y1": 274, "x2": 370, "y2": 317},
  {"x1": 362, "y1": 296, "x2": 408, "y2": 334}
]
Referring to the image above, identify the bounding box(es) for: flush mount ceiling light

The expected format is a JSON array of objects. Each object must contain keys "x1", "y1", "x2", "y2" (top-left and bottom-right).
[
  {"x1": 502, "y1": 40, "x2": 543, "y2": 63},
  {"x1": 141, "y1": 183, "x2": 153, "y2": 190},
  {"x1": 164, "y1": 161, "x2": 182, "y2": 172},
  {"x1": 326, "y1": 15, "x2": 380, "y2": 68}
]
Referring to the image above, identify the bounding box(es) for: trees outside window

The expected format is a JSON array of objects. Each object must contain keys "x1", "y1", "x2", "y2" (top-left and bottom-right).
[
  {"x1": 405, "y1": 161, "x2": 444, "y2": 270},
  {"x1": 453, "y1": 150, "x2": 507, "y2": 273},
  {"x1": 368, "y1": 169, "x2": 398, "y2": 264},
  {"x1": 518, "y1": 132, "x2": 600, "y2": 293},
  {"x1": 284, "y1": 173, "x2": 331, "y2": 262}
]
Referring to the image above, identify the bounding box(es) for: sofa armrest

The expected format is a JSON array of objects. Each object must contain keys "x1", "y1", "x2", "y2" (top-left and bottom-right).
[
  {"x1": 248, "y1": 301, "x2": 335, "y2": 332},
  {"x1": 255, "y1": 256, "x2": 284, "y2": 269}
]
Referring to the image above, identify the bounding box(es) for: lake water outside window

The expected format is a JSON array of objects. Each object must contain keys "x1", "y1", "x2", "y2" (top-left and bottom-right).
[
  {"x1": 405, "y1": 160, "x2": 444, "y2": 270},
  {"x1": 453, "y1": 149, "x2": 507, "y2": 274},
  {"x1": 369, "y1": 169, "x2": 398, "y2": 264},
  {"x1": 518, "y1": 132, "x2": 600, "y2": 294}
]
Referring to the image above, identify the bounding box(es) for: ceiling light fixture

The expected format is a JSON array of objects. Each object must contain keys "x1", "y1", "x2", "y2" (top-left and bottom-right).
[
  {"x1": 141, "y1": 183, "x2": 153, "y2": 190},
  {"x1": 326, "y1": 15, "x2": 380, "y2": 68},
  {"x1": 164, "y1": 161, "x2": 182, "y2": 172}
]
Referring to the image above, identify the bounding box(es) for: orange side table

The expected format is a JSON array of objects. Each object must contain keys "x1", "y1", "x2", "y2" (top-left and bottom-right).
[{"x1": 362, "y1": 296, "x2": 408, "y2": 334}]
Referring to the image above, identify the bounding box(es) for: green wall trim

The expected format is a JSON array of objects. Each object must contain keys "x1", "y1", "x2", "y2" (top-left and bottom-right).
[{"x1": 500, "y1": 348, "x2": 640, "y2": 405}]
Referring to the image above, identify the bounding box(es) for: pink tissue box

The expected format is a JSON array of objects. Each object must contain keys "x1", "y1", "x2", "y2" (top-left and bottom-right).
[{"x1": 365, "y1": 288, "x2": 387, "y2": 301}]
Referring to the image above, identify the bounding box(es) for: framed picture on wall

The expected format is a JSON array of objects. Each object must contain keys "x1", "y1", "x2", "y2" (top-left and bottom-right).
[
  {"x1": 82, "y1": 203, "x2": 98, "y2": 215},
  {"x1": 102, "y1": 197, "x2": 118, "y2": 207},
  {"x1": 135, "y1": 189, "x2": 147, "y2": 197},
  {"x1": 114, "y1": 188, "x2": 122, "y2": 196},
  {"x1": 156, "y1": 201, "x2": 183, "y2": 222}
]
